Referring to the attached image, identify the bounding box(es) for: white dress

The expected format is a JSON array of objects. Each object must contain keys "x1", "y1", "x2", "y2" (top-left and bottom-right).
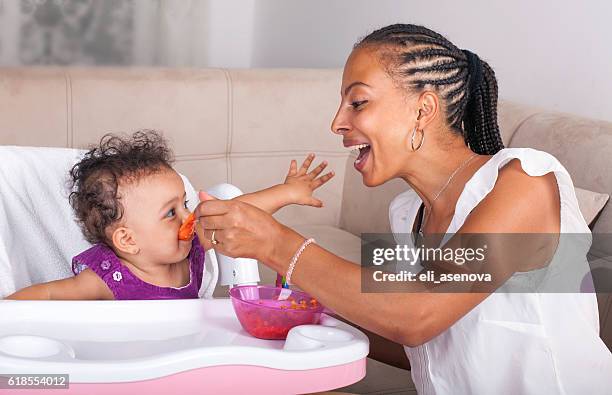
[{"x1": 389, "y1": 148, "x2": 612, "y2": 394}]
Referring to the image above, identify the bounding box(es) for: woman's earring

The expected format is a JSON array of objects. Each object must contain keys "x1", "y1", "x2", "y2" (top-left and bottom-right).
[{"x1": 411, "y1": 126, "x2": 425, "y2": 151}]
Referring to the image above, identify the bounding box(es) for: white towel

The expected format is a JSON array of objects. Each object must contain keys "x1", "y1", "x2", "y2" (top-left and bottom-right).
[{"x1": 0, "y1": 146, "x2": 218, "y2": 299}]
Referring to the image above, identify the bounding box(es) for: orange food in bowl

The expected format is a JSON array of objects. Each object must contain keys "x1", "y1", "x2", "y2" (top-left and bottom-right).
[
  {"x1": 230, "y1": 285, "x2": 325, "y2": 340},
  {"x1": 178, "y1": 213, "x2": 196, "y2": 240}
]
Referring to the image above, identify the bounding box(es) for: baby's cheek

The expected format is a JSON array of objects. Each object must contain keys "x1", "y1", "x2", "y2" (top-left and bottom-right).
[
  {"x1": 177, "y1": 237, "x2": 192, "y2": 256},
  {"x1": 177, "y1": 245, "x2": 192, "y2": 263},
  {"x1": 154, "y1": 230, "x2": 181, "y2": 256}
]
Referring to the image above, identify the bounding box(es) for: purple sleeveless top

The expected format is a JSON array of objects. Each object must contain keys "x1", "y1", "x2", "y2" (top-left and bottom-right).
[{"x1": 72, "y1": 235, "x2": 205, "y2": 300}]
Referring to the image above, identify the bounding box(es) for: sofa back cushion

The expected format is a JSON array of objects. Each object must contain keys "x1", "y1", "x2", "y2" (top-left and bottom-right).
[{"x1": 508, "y1": 111, "x2": 612, "y2": 236}]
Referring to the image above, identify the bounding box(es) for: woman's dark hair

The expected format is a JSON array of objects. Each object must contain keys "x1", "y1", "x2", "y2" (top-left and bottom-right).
[
  {"x1": 69, "y1": 130, "x2": 174, "y2": 244},
  {"x1": 356, "y1": 24, "x2": 504, "y2": 155}
]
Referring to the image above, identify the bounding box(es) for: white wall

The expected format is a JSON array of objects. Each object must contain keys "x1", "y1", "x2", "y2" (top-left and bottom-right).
[
  {"x1": 251, "y1": 0, "x2": 612, "y2": 122},
  {"x1": 131, "y1": 0, "x2": 256, "y2": 68},
  {"x1": 205, "y1": 0, "x2": 255, "y2": 68}
]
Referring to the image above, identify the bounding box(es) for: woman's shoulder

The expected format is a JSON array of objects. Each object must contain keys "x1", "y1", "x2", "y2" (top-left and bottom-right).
[
  {"x1": 474, "y1": 159, "x2": 561, "y2": 231},
  {"x1": 485, "y1": 147, "x2": 568, "y2": 177},
  {"x1": 462, "y1": 147, "x2": 573, "y2": 199},
  {"x1": 455, "y1": 147, "x2": 578, "y2": 233}
]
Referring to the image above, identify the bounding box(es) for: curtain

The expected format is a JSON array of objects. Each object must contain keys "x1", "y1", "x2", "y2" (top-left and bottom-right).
[{"x1": 0, "y1": 0, "x2": 251, "y2": 67}]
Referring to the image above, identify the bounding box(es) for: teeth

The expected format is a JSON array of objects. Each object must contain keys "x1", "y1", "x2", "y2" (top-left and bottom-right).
[
  {"x1": 347, "y1": 143, "x2": 370, "y2": 153},
  {"x1": 352, "y1": 143, "x2": 371, "y2": 165}
]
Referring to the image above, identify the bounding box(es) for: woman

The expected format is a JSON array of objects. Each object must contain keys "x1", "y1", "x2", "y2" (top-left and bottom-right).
[{"x1": 194, "y1": 24, "x2": 612, "y2": 394}]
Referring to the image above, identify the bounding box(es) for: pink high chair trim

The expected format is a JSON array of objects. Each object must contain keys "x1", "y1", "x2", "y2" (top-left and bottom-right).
[{"x1": 14, "y1": 359, "x2": 366, "y2": 395}]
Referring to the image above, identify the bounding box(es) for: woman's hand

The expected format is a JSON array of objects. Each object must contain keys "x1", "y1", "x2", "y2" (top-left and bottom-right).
[
  {"x1": 194, "y1": 191, "x2": 304, "y2": 268},
  {"x1": 283, "y1": 153, "x2": 335, "y2": 208}
]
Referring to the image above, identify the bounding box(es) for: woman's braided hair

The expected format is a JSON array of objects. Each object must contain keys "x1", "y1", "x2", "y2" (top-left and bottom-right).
[{"x1": 356, "y1": 24, "x2": 504, "y2": 155}]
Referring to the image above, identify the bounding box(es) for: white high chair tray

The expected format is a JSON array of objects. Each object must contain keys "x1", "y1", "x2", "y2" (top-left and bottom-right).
[{"x1": 0, "y1": 299, "x2": 368, "y2": 394}]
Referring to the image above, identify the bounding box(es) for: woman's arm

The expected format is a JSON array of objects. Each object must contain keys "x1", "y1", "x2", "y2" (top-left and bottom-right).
[
  {"x1": 5, "y1": 269, "x2": 114, "y2": 300},
  {"x1": 197, "y1": 198, "x2": 482, "y2": 346},
  {"x1": 266, "y1": 232, "x2": 490, "y2": 346},
  {"x1": 196, "y1": 160, "x2": 560, "y2": 346}
]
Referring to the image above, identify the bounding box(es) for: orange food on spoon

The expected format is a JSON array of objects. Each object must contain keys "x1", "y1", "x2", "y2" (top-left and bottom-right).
[{"x1": 178, "y1": 213, "x2": 196, "y2": 240}]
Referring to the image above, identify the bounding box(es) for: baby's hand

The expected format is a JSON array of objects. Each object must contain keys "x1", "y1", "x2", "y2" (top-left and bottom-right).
[{"x1": 283, "y1": 153, "x2": 335, "y2": 207}]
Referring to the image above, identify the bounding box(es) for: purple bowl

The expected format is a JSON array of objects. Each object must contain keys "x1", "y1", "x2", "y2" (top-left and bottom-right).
[{"x1": 229, "y1": 285, "x2": 324, "y2": 340}]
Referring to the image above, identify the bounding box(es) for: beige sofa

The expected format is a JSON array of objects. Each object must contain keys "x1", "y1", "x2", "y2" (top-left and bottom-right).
[{"x1": 1, "y1": 68, "x2": 610, "y2": 394}]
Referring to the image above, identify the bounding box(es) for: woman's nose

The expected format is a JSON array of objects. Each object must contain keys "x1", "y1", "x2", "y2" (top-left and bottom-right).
[{"x1": 331, "y1": 107, "x2": 350, "y2": 135}]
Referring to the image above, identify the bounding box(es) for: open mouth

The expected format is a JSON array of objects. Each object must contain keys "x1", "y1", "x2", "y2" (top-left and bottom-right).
[{"x1": 347, "y1": 143, "x2": 371, "y2": 171}]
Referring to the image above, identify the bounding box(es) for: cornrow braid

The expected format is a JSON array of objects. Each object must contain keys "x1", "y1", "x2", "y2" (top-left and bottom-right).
[{"x1": 356, "y1": 24, "x2": 504, "y2": 155}]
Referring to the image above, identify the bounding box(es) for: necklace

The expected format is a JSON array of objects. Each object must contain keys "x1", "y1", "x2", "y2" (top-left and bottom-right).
[{"x1": 419, "y1": 153, "x2": 479, "y2": 235}]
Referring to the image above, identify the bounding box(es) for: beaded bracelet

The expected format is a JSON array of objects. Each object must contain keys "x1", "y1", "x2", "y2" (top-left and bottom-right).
[{"x1": 285, "y1": 238, "x2": 316, "y2": 285}]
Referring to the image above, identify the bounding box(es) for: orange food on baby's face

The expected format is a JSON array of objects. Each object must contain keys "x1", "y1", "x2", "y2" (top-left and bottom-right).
[{"x1": 178, "y1": 213, "x2": 196, "y2": 240}]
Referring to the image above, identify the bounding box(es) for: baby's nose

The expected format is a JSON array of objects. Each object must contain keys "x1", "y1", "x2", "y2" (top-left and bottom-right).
[{"x1": 180, "y1": 210, "x2": 191, "y2": 222}]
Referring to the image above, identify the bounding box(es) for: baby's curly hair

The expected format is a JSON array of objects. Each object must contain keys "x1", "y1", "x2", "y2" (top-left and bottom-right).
[{"x1": 69, "y1": 130, "x2": 174, "y2": 244}]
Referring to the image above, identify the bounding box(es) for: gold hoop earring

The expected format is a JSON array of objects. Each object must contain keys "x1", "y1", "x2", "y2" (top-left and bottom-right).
[{"x1": 411, "y1": 126, "x2": 425, "y2": 151}]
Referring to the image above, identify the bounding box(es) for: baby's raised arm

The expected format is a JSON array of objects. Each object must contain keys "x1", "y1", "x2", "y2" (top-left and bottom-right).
[
  {"x1": 233, "y1": 154, "x2": 334, "y2": 214},
  {"x1": 5, "y1": 269, "x2": 114, "y2": 300}
]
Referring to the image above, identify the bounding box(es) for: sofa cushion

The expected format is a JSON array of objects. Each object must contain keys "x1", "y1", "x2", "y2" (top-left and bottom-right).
[
  {"x1": 508, "y1": 112, "x2": 612, "y2": 236},
  {"x1": 575, "y1": 187, "x2": 610, "y2": 227},
  {"x1": 497, "y1": 100, "x2": 542, "y2": 146}
]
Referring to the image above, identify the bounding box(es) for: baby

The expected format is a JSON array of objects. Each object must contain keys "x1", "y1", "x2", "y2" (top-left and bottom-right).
[{"x1": 6, "y1": 131, "x2": 333, "y2": 300}]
